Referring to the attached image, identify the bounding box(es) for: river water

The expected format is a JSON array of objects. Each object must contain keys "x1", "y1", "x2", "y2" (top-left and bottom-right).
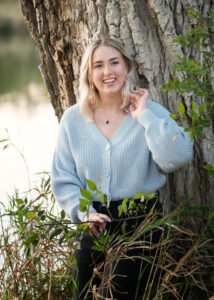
[
  {"x1": 0, "y1": 84, "x2": 59, "y2": 226},
  {"x1": 0, "y1": 1, "x2": 60, "y2": 219}
]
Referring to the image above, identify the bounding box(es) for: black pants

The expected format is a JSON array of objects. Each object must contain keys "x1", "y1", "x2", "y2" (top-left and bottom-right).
[{"x1": 73, "y1": 197, "x2": 163, "y2": 300}]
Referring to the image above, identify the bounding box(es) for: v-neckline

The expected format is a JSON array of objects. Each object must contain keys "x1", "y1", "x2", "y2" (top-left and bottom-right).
[{"x1": 88, "y1": 113, "x2": 134, "y2": 146}]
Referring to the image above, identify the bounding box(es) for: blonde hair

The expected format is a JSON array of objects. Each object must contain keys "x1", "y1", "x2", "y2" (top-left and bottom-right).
[{"x1": 78, "y1": 38, "x2": 136, "y2": 122}]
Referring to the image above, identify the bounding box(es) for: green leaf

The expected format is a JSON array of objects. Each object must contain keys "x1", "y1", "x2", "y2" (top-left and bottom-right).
[
  {"x1": 80, "y1": 189, "x2": 92, "y2": 199},
  {"x1": 50, "y1": 229, "x2": 63, "y2": 239},
  {"x1": 122, "y1": 199, "x2": 128, "y2": 215},
  {"x1": 203, "y1": 164, "x2": 213, "y2": 171},
  {"x1": 79, "y1": 205, "x2": 87, "y2": 212},
  {"x1": 70, "y1": 253, "x2": 78, "y2": 269},
  {"x1": 24, "y1": 233, "x2": 39, "y2": 246},
  {"x1": 199, "y1": 101, "x2": 205, "y2": 115},
  {"x1": 192, "y1": 101, "x2": 195, "y2": 111},
  {"x1": 61, "y1": 210, "x2": 65, "y2": 219},
  {"x1": 79, "y1": 198, "x2": 89, "y2": 206},
  {"x1": 16, "y1": 198, "x2": 24, "y2": 205},
  {"x1": 79, "y1": 198, "x2": 89, "y2": 212},
  {"x1": 134, "y1": 192, "x2": 143, "y2": 199},
  {"x1": 178, "y1": 102, "x2": 185, "y2": 115},
  {"x1": 174, "y1": 77, "x2": 180, "y2": 88},
  {"x1": 128, "y1": 199, "x2": 134, "y2": 210},
  {"x1": 190, "y1": 110, "x2": 198, "y2": 125},
  {"x1": 168, "y1": 80, "x2": 174, "y2": 89},
  {"x1": 27, "y1": 211, "x2": 35, "y2": 219},
  {"x1": 95, "y1": 191, "x2": 106, "y2": 204},
  {"x1": 162, "y1": 82, "x2": 168, "y2": 92},
  {"x1": 86, "y1": 179, "x2": 97, "y2": 191},
  {"x1": 170, "y1": 114, "x2": 178, "y2": 120},
  {"x1": 144, "y1": 192, "x2": 157, "y2": 200},
  {"x1": 2, "y1": 144, "x2": 9, "y2": 150},
  {"x1": 92, "y1": 244, "x2": 104, "y2": 251},
  {"x1": 118, "y1": 198, "x2": 128, "y2": 216},
  {"x1": 203, "y1": 164, "x2": 214, "y2": 175},
  {"x1": 118, "y1": 205, "x2": 123, "y2": 217},
  {"x1": 44, "y1": 177, "x2": 50, "y2": 188}
]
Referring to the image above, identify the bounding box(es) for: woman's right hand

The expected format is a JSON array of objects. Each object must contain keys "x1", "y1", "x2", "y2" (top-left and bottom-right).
[{"x1": 83, "y1": 212, "x2": 111, "y2": 237}]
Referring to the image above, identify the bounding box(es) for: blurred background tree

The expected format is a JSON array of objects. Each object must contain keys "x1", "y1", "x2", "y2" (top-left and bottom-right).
[{"x1": 0, "y1": 0, "x2": 41, "y2": 95}]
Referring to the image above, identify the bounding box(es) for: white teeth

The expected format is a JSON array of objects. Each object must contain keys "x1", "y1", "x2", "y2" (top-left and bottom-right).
[{"x1": 104, "y1": 79, "x2": 115, "y2": 83}]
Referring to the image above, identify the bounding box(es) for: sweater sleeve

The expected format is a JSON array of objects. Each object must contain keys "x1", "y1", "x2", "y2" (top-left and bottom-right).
[
  {"x1": 138, "y1": 100, "x2": 193, "y2": 173},
  {"x1": 51, "y1": 111, "x2": 97, "y2": 222}
]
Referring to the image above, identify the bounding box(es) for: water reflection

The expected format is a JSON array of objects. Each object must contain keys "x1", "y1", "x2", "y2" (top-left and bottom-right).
[
  {"x1": 0, "y1": 39, "x2": 42, "y2": 96},
  {"x1": 0, "y1": 83, "x2": 58, "y2": 206},
  {"x1": 0, "y1": 0, "x2": 42, "y2": 95},
  {"x1": 0, "y1": 1, "x2": 59, "y2": 209}
]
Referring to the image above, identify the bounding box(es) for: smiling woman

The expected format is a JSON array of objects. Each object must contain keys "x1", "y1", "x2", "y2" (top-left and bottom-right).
[
  {"x1": 51, "y1": 37, "x2": 193, "y2": 300},
  {"x1": 92, "y1": 45, "x2": 130, "y2": 140},
  {"x1": 78, "y1": 38, "x2": 135, "y2": 123},
  {"x1": 92, "y1": 46, "x2": 128, "y2": 97}
]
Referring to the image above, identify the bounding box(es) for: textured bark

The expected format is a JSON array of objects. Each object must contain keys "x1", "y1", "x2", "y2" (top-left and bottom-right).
[{"x1": 20, "y1": 0, "x2": 214, "y2": 209}]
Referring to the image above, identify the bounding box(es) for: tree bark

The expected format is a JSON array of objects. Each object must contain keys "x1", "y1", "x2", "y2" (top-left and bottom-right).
[{"x1": 20, "y1": 0, "x2": 214, "y2": 209}]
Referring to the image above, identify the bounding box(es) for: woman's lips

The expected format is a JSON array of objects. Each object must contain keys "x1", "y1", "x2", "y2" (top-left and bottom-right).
[{"x1": 103, "y1": 78, "x2": 116, "y2": 83}]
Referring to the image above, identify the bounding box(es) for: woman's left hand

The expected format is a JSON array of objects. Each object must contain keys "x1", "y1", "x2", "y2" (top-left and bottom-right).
[{"x1": 129, "y1": 88, "x2": 149, "y2": 119}]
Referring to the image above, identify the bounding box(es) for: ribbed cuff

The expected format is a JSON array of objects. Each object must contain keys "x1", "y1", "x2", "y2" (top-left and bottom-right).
[{"x1": 138, "y1": 109, "x2": 159, "y2": 129}]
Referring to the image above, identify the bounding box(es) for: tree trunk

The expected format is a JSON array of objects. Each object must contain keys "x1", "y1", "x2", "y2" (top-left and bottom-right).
[{"x1": 20, "y1": 0, "x2": 214, "y2": 209}]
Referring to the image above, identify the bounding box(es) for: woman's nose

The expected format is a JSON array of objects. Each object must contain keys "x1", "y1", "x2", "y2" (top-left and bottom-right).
[{"x1": 103, "y1": 64, "x2": 112, "y2": 75}]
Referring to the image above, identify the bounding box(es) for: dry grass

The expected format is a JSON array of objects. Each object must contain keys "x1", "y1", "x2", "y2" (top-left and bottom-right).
[{"x1": 0, "y1": 178, "x2": 213, "y2": 299}]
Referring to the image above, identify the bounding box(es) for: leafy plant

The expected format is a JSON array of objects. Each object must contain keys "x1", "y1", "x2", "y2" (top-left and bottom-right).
[
  {"x1": 162, "y1": 8, "x2": 214, "y2": 175},
  {"x1": 0, "y1": 174, "x2": 213, "y2": 299},
  {"x1": 77, "y1": 181, "x2": 214, "y2": 299}
]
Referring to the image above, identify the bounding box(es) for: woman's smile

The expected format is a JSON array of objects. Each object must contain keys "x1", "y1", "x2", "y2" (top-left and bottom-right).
[
  {"x1": 103, "y1": 78, "x2": 116, "y2": 83},
  {"x1": 92, "y1": 45, "x2": 127, "y2": 98}
]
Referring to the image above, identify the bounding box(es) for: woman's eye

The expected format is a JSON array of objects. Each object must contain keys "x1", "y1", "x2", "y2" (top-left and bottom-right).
[
  {"x1": 94, "y1": 64, "x2": 102, "y2": 68},
  {"x1": 112, "y1": 61, "x2": 119, "y2": 65}
]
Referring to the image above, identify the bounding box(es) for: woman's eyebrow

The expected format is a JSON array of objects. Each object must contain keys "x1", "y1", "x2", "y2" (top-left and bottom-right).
[{"x1": 93, "y1": 57, "x2": 120, "y2": 64}]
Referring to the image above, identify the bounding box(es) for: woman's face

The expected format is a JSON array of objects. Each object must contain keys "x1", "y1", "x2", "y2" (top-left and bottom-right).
[{"x1": 91, "y1": 45, "x2": 128, "y2": 99}]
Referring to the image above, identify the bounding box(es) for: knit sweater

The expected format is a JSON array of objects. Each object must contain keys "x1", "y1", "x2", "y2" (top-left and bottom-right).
[{"x1": 51, "y1": 99, "x2": 193, "y2": 222}]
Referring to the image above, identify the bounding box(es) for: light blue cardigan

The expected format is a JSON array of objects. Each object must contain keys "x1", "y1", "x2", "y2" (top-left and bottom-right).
[{"x1": 51, "y1": 100, "x2": 193, "y2": 222}]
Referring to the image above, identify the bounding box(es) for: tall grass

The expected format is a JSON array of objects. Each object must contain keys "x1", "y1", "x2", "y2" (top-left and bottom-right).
[{"x1": 0, "y1": 173, "x2": 213, "y2": 299}]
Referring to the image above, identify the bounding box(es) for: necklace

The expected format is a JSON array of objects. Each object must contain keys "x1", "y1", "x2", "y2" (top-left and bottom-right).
[
  {"x1": 99, "y1": 110, "x2": 112, "y2": 125},
  {"x1": 94, "y1": 107, "x2": 126, "y2": 125}
]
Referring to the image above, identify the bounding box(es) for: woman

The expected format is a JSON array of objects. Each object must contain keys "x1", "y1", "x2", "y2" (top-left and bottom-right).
[{"x1": 51, "y1": 38, "x2": 193, "y2": 299}]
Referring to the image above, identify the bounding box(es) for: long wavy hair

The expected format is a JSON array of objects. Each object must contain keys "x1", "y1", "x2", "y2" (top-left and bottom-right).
[{"x1": 78, "y1": 38, "x2": 136, "y2": 122}]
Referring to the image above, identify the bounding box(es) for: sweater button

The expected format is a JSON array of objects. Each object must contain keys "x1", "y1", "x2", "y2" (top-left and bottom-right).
[
  {"x1": 104, "y1": 170, "x2": 110, "y2": 177},
  {"x1": 105, "y1": 144, "x2": 110, "y2": 151}
]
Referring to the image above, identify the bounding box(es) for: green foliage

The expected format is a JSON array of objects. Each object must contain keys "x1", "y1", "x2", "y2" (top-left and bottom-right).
[
  {"x1": 0, "y1": 176, "x2": 213, "y2": 299},
  {"x1": 86, "y1": 179, "x2": 97, "y2": 191},
  {"x1": 203, "y1": 163, "x2": 214, "y2": 176},
  {"x1": 79, "y1": 179, "x2": 108, "y2": 216},
  {"x1": 0, "y1": 174, "x2": 78, "y2": 299},
  {"x1": 1, "y1": 7, "x2": 213, "y2": 298},
  {"x1": 162, "y1": 8, "x2": 214, "y2": 153},
  {"x1": 118, "y1": 192, "x2": 157, "y2": 217}
]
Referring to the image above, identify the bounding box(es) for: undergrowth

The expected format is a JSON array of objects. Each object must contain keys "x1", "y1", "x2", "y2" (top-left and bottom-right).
[{"x1": 0, "y1": 173, "x2": 213, "y2": 300}]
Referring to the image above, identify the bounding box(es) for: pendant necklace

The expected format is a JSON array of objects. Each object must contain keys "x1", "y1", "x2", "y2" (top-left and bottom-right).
[{"x1": 98, "y1": 108, "x2": 125, "y2": 125}]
